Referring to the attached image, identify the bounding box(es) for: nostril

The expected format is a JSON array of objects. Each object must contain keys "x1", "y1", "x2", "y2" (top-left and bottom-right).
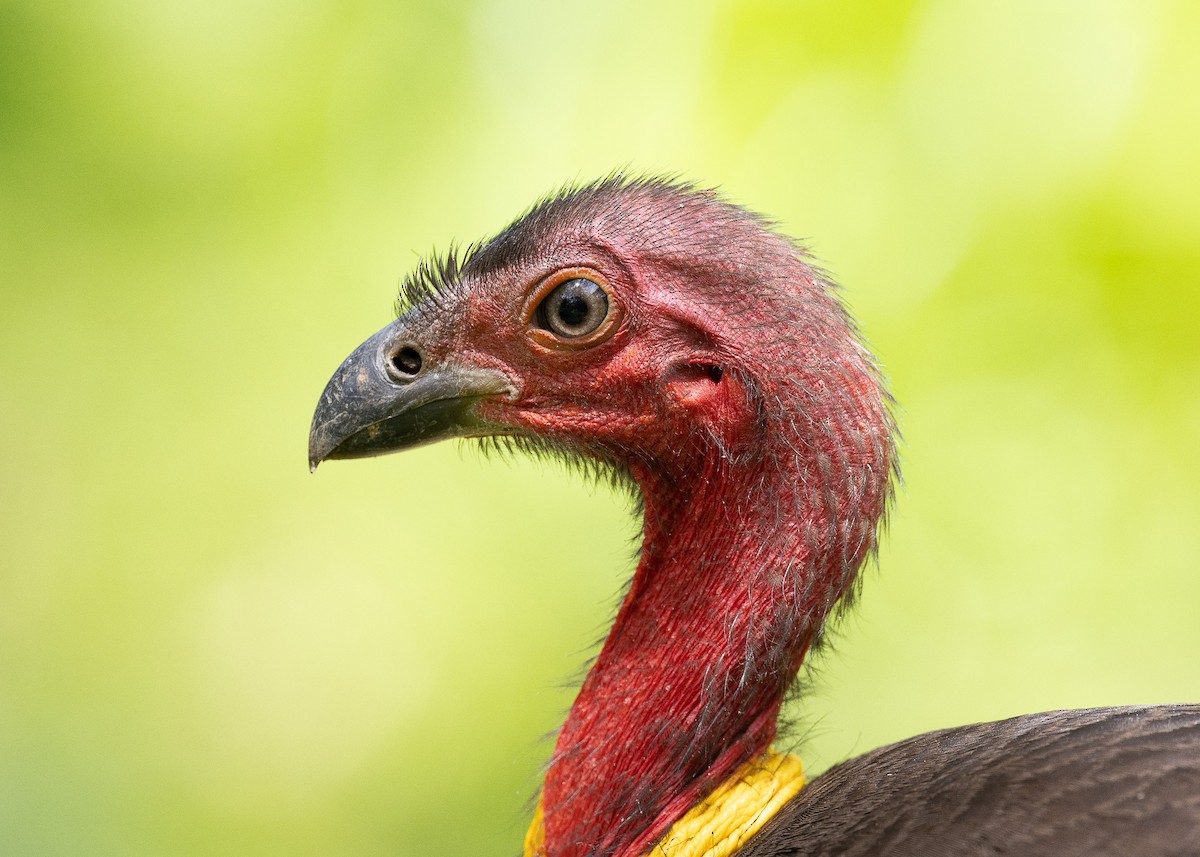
[{"x1": 389, "y1": 346, "x2": 423, "y2": 378}]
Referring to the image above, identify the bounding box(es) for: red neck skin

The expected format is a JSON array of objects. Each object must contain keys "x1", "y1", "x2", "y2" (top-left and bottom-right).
[{"x1": 540, "y1": 371, "x2": 890, "y2": 857}]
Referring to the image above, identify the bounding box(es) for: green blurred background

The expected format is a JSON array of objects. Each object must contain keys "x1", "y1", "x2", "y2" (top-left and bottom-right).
[{"x1": 2, "y1": 0, "x2": 1198, "y2": 854}]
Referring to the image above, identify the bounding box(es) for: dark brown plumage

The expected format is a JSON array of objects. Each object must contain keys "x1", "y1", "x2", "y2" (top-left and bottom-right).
[
  {"x1": 743, "y1": 705, "x2": 1200, "y2": 857},
  {"x1": 309, "y1": 177, "x2": 1200, "y2": 857}
]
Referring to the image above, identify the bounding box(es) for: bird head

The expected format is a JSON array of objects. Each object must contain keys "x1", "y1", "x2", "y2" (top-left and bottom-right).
[{"x1": 310, "y1": 179, "x2": 882, "y2": 492}]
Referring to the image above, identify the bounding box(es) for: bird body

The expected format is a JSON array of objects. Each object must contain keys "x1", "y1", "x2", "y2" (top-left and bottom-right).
[
  {"x1": 309, "y1": 178, "x2": 1200, "y2": 856},
  {"x1": 742, "y1": 705, "x2": 1200, "y2": 857}
]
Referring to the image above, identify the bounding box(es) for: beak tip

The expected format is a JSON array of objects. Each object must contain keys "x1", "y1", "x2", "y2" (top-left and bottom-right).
[
  {"x1": 308, "y1": 417, "x2": 338, "y2": 473},
  {"x1": 308, "y1": 427, "x2": 336, "y2": 472}
]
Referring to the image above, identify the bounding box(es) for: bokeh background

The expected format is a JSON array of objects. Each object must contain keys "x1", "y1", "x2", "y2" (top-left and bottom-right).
[{"x1": 3, "y1": 0, "x2": 1199, "y2": 854}]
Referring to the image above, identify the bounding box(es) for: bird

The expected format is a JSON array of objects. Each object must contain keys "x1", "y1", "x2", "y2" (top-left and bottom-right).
[{"x1": 308, "y1": 177, "x2": 1200, "y2": 857}]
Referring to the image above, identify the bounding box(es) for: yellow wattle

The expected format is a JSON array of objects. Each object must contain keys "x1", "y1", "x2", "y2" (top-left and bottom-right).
[{"x1": 523, "y1": 750, "x2": 805, "y2": 857}]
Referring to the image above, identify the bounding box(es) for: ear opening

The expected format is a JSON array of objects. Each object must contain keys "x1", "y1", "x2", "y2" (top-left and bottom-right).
[
  {"x1": 665, "y1": 357, "x2": 737, "y2": 410},
  {"x1": 675, "y1": 362, "x2": 724, "y2": 385}
]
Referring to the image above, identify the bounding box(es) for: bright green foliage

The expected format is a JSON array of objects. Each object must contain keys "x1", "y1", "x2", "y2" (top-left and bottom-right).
[{"x1": 1, "y1": 1, "x2": 1198, "y2": 854}]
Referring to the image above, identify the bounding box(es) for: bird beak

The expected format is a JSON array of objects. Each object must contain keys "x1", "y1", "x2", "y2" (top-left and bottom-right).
[{"x1": 308, "y1": 319, "x2": 514, "y2": 470}]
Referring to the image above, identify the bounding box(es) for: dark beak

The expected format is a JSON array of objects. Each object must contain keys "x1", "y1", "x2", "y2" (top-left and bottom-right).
[{"x1": 308, "y1": 320, "x2": 514, "y2": 470}]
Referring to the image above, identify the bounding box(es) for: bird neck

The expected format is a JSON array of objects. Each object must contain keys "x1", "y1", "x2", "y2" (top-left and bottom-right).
[{"x1": 541, "y1": 430, "x2": 877, "y2": 857}]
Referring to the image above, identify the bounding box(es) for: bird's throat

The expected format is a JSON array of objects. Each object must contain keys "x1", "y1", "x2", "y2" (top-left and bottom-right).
[{"x1": 539, "y1": 450, "x2": 859, "y2": 857}]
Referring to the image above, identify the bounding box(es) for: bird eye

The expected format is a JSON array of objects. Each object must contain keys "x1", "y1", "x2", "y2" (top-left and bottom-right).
[{"x1": 535, "y1": 277, "x2": 610, "y2": 339}]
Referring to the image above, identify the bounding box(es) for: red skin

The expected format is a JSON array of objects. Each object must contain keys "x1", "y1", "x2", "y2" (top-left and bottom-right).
[{"x1": 435, "y1": 181, "x2": 895, "y2": 857}]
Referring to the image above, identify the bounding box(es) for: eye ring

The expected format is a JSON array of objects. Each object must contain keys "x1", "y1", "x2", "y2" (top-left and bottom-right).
[
  {"x1": 536, "y1": 278, "x2": 608, "y2": 338},
  {"x1": 523, "y1": 267, "x2": 622, "y2": 351}
]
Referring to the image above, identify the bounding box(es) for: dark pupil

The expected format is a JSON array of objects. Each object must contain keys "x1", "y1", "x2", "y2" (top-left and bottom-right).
[{"x1": 557, "y1": 293, "x2": 590, "y2": 327}]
